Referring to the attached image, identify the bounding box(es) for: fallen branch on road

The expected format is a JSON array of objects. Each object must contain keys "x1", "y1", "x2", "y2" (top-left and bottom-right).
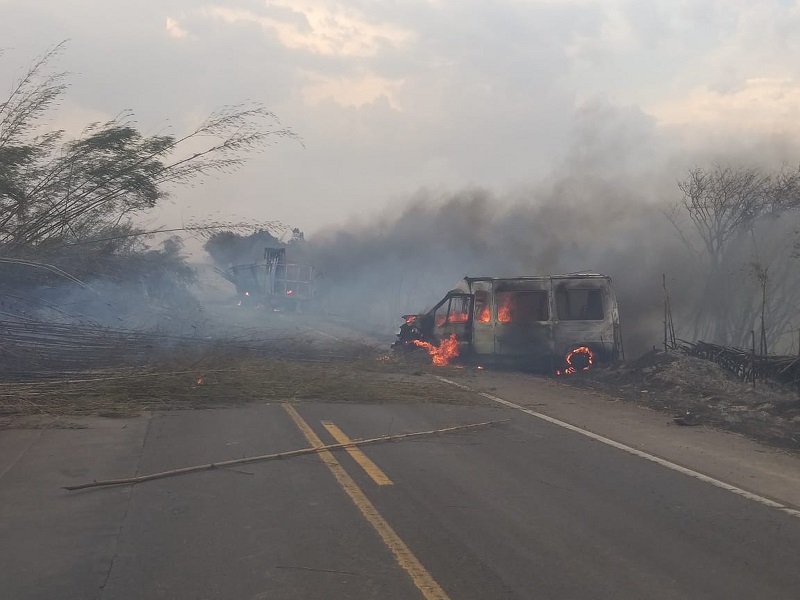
[{"x1": 64, "y1": 418, "x2": 510, "y2": 491}]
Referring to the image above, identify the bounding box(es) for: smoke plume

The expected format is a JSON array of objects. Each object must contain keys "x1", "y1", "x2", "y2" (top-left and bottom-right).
[{"x1": 305, "y1": 101, "x2": 800, "y2": 358}]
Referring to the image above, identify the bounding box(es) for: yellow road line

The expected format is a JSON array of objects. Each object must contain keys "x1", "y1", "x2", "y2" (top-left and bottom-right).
[
  {"x1": 282, "y1": 404, "x2": 450, "y2": 600},
  {"x1": 322, "y1": 421, "x2": 393, "y2": 486}
]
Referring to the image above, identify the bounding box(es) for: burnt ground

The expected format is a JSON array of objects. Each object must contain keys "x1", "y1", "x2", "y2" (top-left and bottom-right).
[
  {"x1": 564, "y1": 350, "x2": 800, "y2": 451},
  {"x1": 0, "y1": 343, "x2": 478, "y2": 426},
  {"x1": 3, "y1": 316, "x2": 799, "y2": 454}
]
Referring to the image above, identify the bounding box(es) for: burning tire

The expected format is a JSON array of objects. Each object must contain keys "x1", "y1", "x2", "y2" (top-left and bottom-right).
[{"x1": 556, "y1": 345, "x2": 595, "y2": 375}]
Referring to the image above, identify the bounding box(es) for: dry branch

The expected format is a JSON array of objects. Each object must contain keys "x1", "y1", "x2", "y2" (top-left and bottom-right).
[
  {"x1": 680, "y1": 339, "x2": 800, "y2": 389},
  {"x1": 65, "y1": 418, "x2": 510, "y2": 491}
]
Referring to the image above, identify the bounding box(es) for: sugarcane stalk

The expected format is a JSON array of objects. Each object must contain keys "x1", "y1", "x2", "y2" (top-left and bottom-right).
[{"x1": 64, "y1": 418, "x2": 510, "y2": 491}]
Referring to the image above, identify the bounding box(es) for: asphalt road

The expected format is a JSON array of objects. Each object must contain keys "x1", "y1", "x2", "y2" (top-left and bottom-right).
[{"x1": 3, "y1": 397, "x2": 800, "y2": 600}]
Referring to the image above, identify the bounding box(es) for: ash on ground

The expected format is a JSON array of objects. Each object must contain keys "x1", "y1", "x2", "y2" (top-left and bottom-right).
[{"x1": 568, "y1": 350, "x2": 800, "y2": 451}]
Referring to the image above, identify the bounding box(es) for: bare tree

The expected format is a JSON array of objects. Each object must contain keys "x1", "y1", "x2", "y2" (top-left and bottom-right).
[{"x1": 667, "y1": 164, "x2": 800, "y2": 348}]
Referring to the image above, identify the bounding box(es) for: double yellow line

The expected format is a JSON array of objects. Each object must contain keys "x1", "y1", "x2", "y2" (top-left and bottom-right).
[
  {"x1": 321, "y1": 420, "x2": 394, "y2": 487},
  {"x1": 283, "y1": 404, "x2": 451, "y2": 600}
]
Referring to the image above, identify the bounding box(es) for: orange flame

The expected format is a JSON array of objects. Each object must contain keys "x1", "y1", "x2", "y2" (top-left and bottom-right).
[
  {"x1": 413, "y1": 333, "x2": 460, "y2": 366},
  {"x1": 449, "y1": 310, "x2": 469, "y2": 323},
  {"x1": 556, "y1": 346, "x2": 594, "y2": 375},
  {"x1": 477, "y1": 304, "x2": 490, "y2": 322},
  {"x1": 497, "y1": 295, "x2": 513, "y2": 322}
]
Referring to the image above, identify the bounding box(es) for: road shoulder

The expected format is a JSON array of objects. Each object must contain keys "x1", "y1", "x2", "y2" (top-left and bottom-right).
[{"x1": 445, "y1": 369, "x2": 800, "y2": 511}]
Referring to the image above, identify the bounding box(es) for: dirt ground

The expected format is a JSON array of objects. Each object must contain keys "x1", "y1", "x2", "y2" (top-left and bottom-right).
[
  {"x1": 3, "y1": 326, "x2": 798, "y2": 454},
  {"x1": 0, "y1": 346, "x2": 478, "y2": 424},
  {"x1": 564, "y1": 350, "x2": 800, "y2": 451}
]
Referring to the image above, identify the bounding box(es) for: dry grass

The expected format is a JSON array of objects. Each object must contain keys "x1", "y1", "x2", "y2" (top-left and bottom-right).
[{"x1": 0, "y1": 351, "x2": 477, "y2": 418}]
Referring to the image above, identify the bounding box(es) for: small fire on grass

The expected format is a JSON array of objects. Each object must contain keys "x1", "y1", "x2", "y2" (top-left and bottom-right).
[
  {"x1": 413, "y1": 333, "x2": 459, "y2": 366},
  {"x1": 556, "y1": 346, "x2": 594, "y2": 376},
  {"x1": 196, "y1": 376, "x2": 205, "y2": 385}
]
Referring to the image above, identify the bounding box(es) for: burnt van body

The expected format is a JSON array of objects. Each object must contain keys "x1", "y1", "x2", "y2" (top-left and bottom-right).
[{"x1": 395, "y1": 273, "x2": 622, "y2": 371}]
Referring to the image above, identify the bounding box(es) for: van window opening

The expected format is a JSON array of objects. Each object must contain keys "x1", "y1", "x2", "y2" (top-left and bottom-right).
[
  {"x1": 434, "y1": 296, "x2": 471, "y2": 326},
  {"x1": 496, "y1": 291, "x2": 549, "y2": 323},
  {"x1": 449, "y1": 296, "x2": 471, "y2": 323},
  {"x1": 475, "y1": 291, "x2": 490, "y2": 322},
  {"x1": 556, "y1": 289, "x2": 604, "y2": 320}
]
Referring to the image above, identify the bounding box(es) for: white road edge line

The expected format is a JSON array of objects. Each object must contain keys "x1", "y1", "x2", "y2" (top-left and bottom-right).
[{"x1": 436, "y1": 376, "x2": 800, "y2": 520}]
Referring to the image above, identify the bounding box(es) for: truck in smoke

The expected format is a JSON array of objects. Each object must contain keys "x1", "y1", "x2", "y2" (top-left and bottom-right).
[
  {"x1": 218, "y1": 247, "x2": 315, "y2": 312},
  {"x1": 394, "y1": 273, "x2": 622, "y2": 372}
]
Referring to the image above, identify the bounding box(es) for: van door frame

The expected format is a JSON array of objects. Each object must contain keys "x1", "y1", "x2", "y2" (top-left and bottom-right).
[
  {"x1": 551, "y1": 278, "x2": 616, "y2": 364},
  {"x1": 429, "y1": 291, "x2": 475, "y2": 357},
  {"x1": 491, "y1": 278, "x2": 554, "y2": 368}
]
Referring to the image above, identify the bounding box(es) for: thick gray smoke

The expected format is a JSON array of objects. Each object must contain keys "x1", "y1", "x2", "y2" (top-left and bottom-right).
[
  {"x1": 307, "y1": 186, "x2": 684, "y2": 357},
  {"x1": 306, "y1": 101, "x2": 800, "y2": 358}
]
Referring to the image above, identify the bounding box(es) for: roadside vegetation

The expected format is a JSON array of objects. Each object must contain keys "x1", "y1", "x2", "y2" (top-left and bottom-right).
[{"x1": 0, "y1": 42, "x2": 298, "y2": 323}]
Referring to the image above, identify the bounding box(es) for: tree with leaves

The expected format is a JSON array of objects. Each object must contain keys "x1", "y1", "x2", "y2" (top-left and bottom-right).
[{"x1": 0, "y1": 43, "x2": 299, "y2": 318}]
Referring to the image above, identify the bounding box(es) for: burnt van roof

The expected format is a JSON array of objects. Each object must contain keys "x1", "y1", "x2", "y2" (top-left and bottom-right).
[{"x1": 464, "y1": 272, "x2": 611, "y2": 283}]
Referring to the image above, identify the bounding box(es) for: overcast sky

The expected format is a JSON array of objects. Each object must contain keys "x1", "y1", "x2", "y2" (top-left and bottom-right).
[{"x1": 2, "y1": 0, "x2": 800, "y2": 235}]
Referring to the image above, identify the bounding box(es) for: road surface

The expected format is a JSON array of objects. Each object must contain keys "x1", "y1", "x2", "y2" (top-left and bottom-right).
[{"x1": 3, "y1": 375, "x2": 800, "y2": 600}]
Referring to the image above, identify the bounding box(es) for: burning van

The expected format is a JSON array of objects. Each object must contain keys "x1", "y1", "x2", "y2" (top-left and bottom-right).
[{"x1": 394, "y1": 273, "x2": 623, "y2": 372}]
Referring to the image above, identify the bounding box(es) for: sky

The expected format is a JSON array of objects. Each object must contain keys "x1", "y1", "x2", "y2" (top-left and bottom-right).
[{"x1": 2, "y1": 0, "x2": 800, "y2": 236}]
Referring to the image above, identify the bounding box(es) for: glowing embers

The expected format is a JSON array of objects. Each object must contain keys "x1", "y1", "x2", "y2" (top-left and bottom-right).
[
  {"x1": 413, "y1": 333, "x2": 460, "y2": 366},
  {"x1": 556, "y1": 346, "x2": 594, "y2": 375}
]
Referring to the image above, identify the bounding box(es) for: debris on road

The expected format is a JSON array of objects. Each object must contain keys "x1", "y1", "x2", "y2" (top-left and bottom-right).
[{"x1": 64, "y1": 417, "x2": 510, "y2": 491}]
